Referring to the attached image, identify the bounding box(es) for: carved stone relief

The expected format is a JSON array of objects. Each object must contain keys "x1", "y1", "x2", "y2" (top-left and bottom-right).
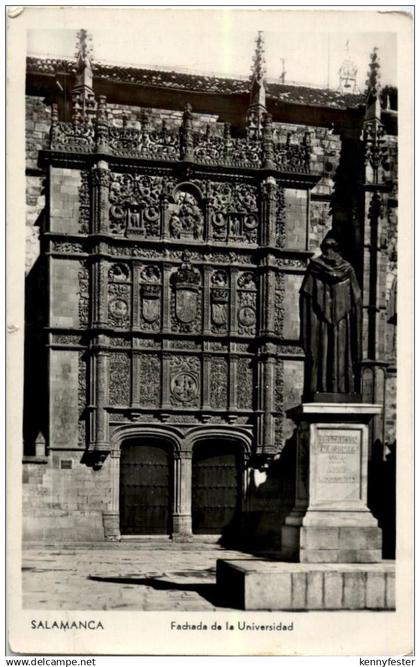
[
  {"x1": 109, "y1": 352, "x2": 131, "y2": 406},
  {"x1": 78, "y1": 262, "x2": 90, "y2": 327},
  {"x1": 237, "y1": 271, "x2": 257, "y2": 336},
  {"x1": 109, "y1": 173, "x2": 173, "y2": 237},
  {"x1": 209, "y1": 357, "x2": 228, "y2": 409},
  {"x1": 236, "y1": 357, "x2": 254, "y2": 410},
  {"x1": 139, "y1": 354, "x2": 160, "y2": 407},
  {"x1": 210, "y1": 270, "x2": 229, "y2": 334},
  {"x1": 170, "y1": 252, "x2": 202, "y2": 334},
  {"x1": 208, "y1": 181, "x2": 259, "y2": 243},
  {"x1": 108, "y1": 263, "x2": 131, "y2": 329},
  {"x1": 139, "y1": 264, "x2": 161, "y2": 332},
  {"x1": 168, "y1": 190, "x2": 204, "y2": 240},
  {"x1": 170, "y1": 356, "x2": 200, "y2": 407}
]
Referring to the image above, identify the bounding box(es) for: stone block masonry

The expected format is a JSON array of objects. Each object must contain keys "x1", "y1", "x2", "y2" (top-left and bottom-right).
[{"x1": 217, "y1": 559, "x2": 395, "y2": 610}]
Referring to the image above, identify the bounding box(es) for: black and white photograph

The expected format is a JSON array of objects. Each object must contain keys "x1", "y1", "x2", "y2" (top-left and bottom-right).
[{"x1": 6, "y1": 5, "x2": 414, "y2": 657}]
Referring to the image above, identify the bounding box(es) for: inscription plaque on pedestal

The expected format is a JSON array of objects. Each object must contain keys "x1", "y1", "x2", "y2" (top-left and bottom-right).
[{"x1": 314, "y1": 428, "x2": 361, "y2": 504}]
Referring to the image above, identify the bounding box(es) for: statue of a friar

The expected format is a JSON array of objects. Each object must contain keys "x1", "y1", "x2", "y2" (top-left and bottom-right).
[{"x1": 300, "y1": 232, "x2": 362, "y2": 402}]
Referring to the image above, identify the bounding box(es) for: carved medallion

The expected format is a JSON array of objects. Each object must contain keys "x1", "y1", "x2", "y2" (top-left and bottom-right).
[
  {"x1": 238, "y1": 305, "x2": 256, "y2": 327},
  {"x1": 170, "y1": 372, "x2": 198, "y2": 404},
  {"x1": 109, "y1": 298, "x2": 128, "y2": 319}
]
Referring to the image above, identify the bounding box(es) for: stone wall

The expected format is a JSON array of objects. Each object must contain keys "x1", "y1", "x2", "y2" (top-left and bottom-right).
[{"x1": 22, "y1": 451, "x2": 111, "y2": 541}]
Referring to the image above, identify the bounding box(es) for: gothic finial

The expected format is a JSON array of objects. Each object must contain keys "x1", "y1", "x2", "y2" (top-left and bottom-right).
[
  {"x1": 247, "y1": 31, "x2": 267, "y2": 140},
  {"x1": 74, "y1": 29, "x2": 93, "y2": 89},
  {"x1": 250, "y1": 30, "x2": 267, "y2": 108},
  {"x1": 365, "y1": 47, "x2": 382, "y2": 121},
  {"x1": 72, "y1": 29, "x2": 96, "y2": 123}
]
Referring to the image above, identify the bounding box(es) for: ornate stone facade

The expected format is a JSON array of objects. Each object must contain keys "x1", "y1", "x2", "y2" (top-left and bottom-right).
[{"x1": 23, "y1": 35, "x2": 397, "y2": 545}]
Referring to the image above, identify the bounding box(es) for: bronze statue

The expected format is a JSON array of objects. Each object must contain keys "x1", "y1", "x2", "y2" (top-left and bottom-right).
[{"x1": 300, "y1": 232, "x2": 362, "y2": 401}]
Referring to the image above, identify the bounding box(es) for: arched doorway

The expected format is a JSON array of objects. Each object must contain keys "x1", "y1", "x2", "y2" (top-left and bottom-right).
[
  {"x1": 192, "y1": 439, "x2": 243, "y2": 535},
  {"x1": 120, "y1": 438, "x2": 173, "y2": 535}
]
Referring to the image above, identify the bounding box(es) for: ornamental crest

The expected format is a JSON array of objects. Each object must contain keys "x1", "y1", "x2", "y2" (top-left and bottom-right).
[
  {"x1": 171, "y1": 251, "x2": 201, "y2": 325},
  {"x1": 141, "y1": 285, "x2": 160, "y2": 323}
]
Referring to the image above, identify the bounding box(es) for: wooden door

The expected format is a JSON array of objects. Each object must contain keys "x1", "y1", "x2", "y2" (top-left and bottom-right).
[
  {"x1": 192, "y1": 441, "x2": 242, "y2": 534},
  {"x1": 120, "y1": 440, "x2": 172, "y2": 535}
]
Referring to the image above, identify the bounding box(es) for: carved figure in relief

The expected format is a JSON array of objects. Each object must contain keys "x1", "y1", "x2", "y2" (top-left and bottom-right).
[{"x1": 300, "y1": 232, "x2": 362, "y2": 401}]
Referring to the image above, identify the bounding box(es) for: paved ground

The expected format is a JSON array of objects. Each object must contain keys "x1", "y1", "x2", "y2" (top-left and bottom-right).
[{"x1": 22, "y1": 541, "x2": 260, "y2": 611}]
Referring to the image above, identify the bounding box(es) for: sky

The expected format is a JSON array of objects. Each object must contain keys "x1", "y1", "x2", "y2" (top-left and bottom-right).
[{"x1": 27, "y1": 9, "x2": 397, "y2": 91}]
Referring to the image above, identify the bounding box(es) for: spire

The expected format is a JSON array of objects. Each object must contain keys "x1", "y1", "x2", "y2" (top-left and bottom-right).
[
  {"x1": 365, "y1": 47, "x2": 382, "y2": 121},
  {"x1": 247, "y1": 31, "x2": 267, "y2": 140},
  {"x1": 72, "y1": 29, "x2": 96, "y2": 123},
  {"x1": 337, "y1": 40, "x2": 359, "y2": 94},
  {"x1": 75, "y1": 29, "x2": 93, "y2": 89},
  {"x1": 250, "y1": 30, "x2": 266, "y2": 108}
]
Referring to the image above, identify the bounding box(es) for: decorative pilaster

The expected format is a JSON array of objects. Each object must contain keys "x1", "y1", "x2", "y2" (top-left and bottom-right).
[
  {"x1": 172, "y1": 452, "x2": 193, "y2": 538},
  {"x1": 361, "y1": 48, "x2": 390, "y2": 457},
  {"x1": 103, "y1": 449, "x2": 121, "y2": 540},
  {"x1": 260, "y1": 176, "x2": 277, "y2": 246},
  {"x1": 96, "y1": 95, "x2": 109, "y2": 152},
  {"x1": 91, "y1": 245, "x2": 108, "y2": 329},
  {"x1": 256, "y1": 343, "x2": 276, "y2": 456},
  {"x1": 92, "y1": 161, "x2": 110, "y2": 235},
  {"x1": 180, "y1": 103, "x2": 194, "y2": 161},
  {"x1": 92, "y1": 334, "x2": 110, "y2": 468},
  {"x1": 262, "y1": 113, "x2": 274, "y2": 170}
]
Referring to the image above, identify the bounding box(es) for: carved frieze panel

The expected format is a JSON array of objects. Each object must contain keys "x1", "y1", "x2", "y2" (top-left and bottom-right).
[
  {"x1": 170, "y1": 355, "x2": 200, "y2": 408},
  {"x1": 210, "y1": 269, "x2": 229, "y2": 334},
  {"x1": 109, "y1": 352, "x2": 131, "y2": 406},
  {"x1": 110, "y1": 336, "x2": 131, "y2": 348},
  {"x1": 139, "y1": 264, "x2": 162, "y2": 332},
  {"x1": 275, "y1": 186, "x2": 286, "y2": 248},
  {"x1": 50, "y1": 121, "x2": 95, "y2": 153},
  {"x1": 236, "y1": 357, "x2": 254, "y2": 410},
  {"x1": 78, "y1": 261, "x2": 90, "y2": 328},
  {"x1": 78, "y1": 352, "x2": 87, "y2": 445},
  {"x1": 207, "y1": 341, "x2": 228, "y2": 352},
  {"x1": 167, "y1": 340, "x2": 201, "y2": 350},
  {"x1": 209, "y1": 357, "x2": 228, "y2": 409},
  {"x1": 237, "y1": 271, "x2": 258, "y2": 336},
  {"x1": 139, "y1": 354, "x2": 161, "y2": 407},
  {"x1": 274, "y1": 273, "x2": 285, "y2": 337},
  {"x1": 168, "y1": 189, "x2": 204, "y2": 240},
  {"x1": 108, "y1": 263, "x2": 131, "y2": 329},
  {"x1": 170, "y1": 253, "x2": 202, "y2": 334},
  {"x1": 79, "y1": 170, "x2": 90, "y2": 234},
  {"x1": 208, "y1": 181, "x2": 259, "y2": 244}
]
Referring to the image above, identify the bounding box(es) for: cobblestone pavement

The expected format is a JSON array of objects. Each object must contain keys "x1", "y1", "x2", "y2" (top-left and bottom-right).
[{"x1": 22, "y1": 541, "x2": 260, "y2": 611}]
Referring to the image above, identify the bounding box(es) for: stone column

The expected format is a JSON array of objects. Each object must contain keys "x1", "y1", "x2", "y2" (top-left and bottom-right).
[
  {"x1": 92, "y1": 334, "x2": 110, "y2": 468},
  {"x1": 172, "y1": 452, "x2": 193, "y2": 540},
  {"x1": 103, "y1": 449, "x2": 121, "y2": 540}
]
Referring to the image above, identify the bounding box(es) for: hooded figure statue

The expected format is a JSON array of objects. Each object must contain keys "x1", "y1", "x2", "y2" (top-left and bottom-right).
[{"x1": 300, "y1": 232, "x2": 362, "y2": 401}]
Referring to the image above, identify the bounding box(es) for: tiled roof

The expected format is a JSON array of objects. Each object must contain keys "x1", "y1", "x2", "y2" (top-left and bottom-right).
[{"x1": 27, "y1": 56, "x2": 368, "y2": 110}]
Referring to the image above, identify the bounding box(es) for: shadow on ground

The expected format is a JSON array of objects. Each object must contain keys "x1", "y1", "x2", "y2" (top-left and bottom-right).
[{"x1": 88, "y1": 575, "x2": 233, "y2": 608}]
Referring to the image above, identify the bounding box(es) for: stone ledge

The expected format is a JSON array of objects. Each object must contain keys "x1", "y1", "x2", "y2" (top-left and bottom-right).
[{"x1": 216, "y1": 559, "x2": 395, "y2": 610}]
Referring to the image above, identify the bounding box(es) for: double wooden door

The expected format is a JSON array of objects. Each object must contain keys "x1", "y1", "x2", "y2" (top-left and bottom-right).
[{"x1": 119, "y1": 438, "x2": 243, "y2": 535}]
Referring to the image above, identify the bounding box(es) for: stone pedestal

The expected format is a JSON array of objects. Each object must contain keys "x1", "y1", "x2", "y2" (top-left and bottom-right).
[
  {"x1": 216, "y1": 560, "x2": 395, "y2": 610},
  {"x1": 281, "y1": 403, "x2": 382, "y2": 563}
]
